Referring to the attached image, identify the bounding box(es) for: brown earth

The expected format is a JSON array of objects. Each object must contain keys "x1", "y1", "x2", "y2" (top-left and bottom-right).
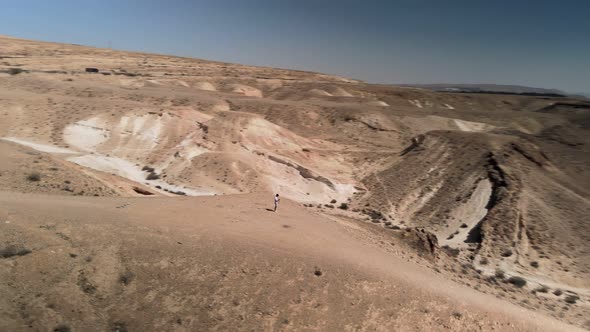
[
  {"x1": 0, "y1": 35, "x2": 589, "y2": 331},
  {"x1": 0, "y1": 192, "x2": 583, "y2": 332}
]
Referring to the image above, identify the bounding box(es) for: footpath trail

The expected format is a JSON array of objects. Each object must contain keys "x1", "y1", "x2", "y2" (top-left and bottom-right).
[{"x1": 0, "y1": 192, "x2": 582, "y2": 331}]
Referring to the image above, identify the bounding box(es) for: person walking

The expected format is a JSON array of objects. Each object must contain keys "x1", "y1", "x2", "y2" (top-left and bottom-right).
[{"x1": 274, "y1": 194, "x2": 280, "y2": 212}]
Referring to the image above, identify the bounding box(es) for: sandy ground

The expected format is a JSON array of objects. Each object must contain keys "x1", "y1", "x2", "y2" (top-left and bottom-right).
[{"x1": 0, "y1": 192, "x2": 583, "y2": 331}]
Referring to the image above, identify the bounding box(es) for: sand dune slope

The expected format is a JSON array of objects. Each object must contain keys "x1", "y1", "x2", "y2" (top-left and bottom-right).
[{"x1": 0, "y1": 192, "x2": 582, "y2": 331}]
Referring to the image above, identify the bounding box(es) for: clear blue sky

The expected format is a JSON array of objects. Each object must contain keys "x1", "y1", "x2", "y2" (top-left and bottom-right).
[{"x1": 1, "y1": 0, "x2": 589, "y2": 93}]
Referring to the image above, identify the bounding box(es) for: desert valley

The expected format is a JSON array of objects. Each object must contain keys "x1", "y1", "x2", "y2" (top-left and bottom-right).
[{"x1": 0, "y1": 35, "x2": 589, "y2": 331}]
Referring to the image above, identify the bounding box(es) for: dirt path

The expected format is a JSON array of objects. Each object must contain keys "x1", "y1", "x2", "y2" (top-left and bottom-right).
[{"x1": 0, "y1": 192, "x2": 581, "y2": 331}]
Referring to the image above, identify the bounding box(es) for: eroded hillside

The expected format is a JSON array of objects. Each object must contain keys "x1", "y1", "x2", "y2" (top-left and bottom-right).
[{"x1": 1, "y1": 35, "x2": 589, "y2": 329}]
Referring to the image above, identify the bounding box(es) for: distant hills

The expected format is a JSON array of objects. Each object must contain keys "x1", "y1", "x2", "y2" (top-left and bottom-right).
[{"x1": 397, "y1": 83, "x2": 577, "y2": 98}]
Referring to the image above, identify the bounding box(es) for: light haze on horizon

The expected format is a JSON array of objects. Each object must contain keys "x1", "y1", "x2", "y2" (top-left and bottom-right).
[{"x1": 1, "y1": 0, "x2": 588, "y2": 93}]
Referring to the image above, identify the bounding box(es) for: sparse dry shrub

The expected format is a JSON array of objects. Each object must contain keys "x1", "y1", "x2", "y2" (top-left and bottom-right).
[
  {"x1": 146, "y1": 172, "x2": 160, "y2": 180},
  {"x1": 441, "y1": 245, "x2": 460, "y2": 257},
  {"x1": 119, "y1": 271, "x2": 135, "y2": 285},
  {"x1": 314, "y1": 267, "x2": 322, "y2": 276},
  {"x1": 0, "y1": 245, "x2": 32, "y2": 258},
  {"x1": 564, "y1": 294, "x2": 579, "y2": 304},
  {"x1": 501, "y1": 249, "x2": 513, "y2": 257},
  {"x1": 111, "y1": 321, "x2": 128, "y2": 332},
  {"x1": 53, "y1": 324, "x2": 71, "y2": 332},
  {"x1": 27, "y1": 172, "x2": 41, "y2": 182},
  {"x1": 507, "y1": 276, "x2": 527, "y2": 288},
  {"x1": 535, "y1": 285, "x2": 549, "y2": 293},
  {"x1": 8, "y1": 68, "x2": 25, "y2": 75}
]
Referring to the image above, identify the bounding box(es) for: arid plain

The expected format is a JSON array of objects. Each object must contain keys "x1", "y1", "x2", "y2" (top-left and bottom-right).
[{"x1": 1, "y1": 35, "x2": 589, "y2": 331}]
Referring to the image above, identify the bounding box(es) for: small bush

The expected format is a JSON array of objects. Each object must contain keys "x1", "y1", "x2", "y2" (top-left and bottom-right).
[
  {"x1": 119, "y1": 271, "x2": 135, "y2": 285},
  {"x1": 53, "y1": 324, "x2": 71, "y2": 332},
  {"x1": 460, "y1": 223, "x2": 468, "y2": 228},
  {"x1": 479, "y1": 257, "x2": 489, "y2": 265},
  {"x1": 142, "y1": 166, "x2": 155, "y2": 172},
  {"x1": 0, "y1": 245, "x2": 32, "y2": 258},
  {"x1": 530, "y1": 261, "x2": 539, "y2": 268},
  {"x1": 553, "y1": 289, "x2": 563, "y2": 296},
  {"x1": 8, "y1": 68, "x2": 25, "y2": 75},
  {"x1": 111, "y1": 321, "x2": 128, "y2": 332},
  {"x1": 564, "y1": 294, "x2": 579, "y2": 304},
  {"x1": 338, "y1": 203, "x2": 348, "y2": 210},
  {"x1": 507, "y1": 276, "x2": 527, "y2": 288},
  {"x1": 314, "y1": 267, "x2": 322, "y2": 276},
  {"x1": 132, "y1": 187, "x2": 154, "y2": 195},
  {"x1": 27, "y1": 172, "x2": 41, "y2": 182},
  {"x1": 363, "y1": 209, "x2": 385, "y2": 221},
  {"x1": 535, "y1": 286, "x2": 549, "y2": 293},
  {"x1": 197, "y1": 122, "x2": 209, "y2": 134},
  {"x1": 501, "y1": 249, "x2": 513, "y2": 257},
  {"x1": 494, "y1": 269, "x2": 505, "y2": 279},
  {"x1": 441, "y1": 245, "x2": 460, "y2": 257},
  {"x1": 146, "y1": 172, "x2": 160, "y2": 180},
  {"x1": 78, "y1": 275, "x2": 97, "y2": 294},
  {"x1": 330, "y1": 199, "x2": 337, "y2": 204}
]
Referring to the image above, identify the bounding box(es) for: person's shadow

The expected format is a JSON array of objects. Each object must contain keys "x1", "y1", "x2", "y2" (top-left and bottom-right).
[{"x1": 265, "y1": 208, "x2": 275, "y2": 212}]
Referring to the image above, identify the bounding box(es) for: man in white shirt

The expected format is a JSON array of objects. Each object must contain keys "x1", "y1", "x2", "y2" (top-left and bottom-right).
[{"x1": 274, "y1": 194, "x2": 280, "y2": 212}]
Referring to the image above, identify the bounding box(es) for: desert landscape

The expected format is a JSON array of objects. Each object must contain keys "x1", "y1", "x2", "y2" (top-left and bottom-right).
[{"x1": 0, "y1": 35, "x2": 589, "y2": 331}]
